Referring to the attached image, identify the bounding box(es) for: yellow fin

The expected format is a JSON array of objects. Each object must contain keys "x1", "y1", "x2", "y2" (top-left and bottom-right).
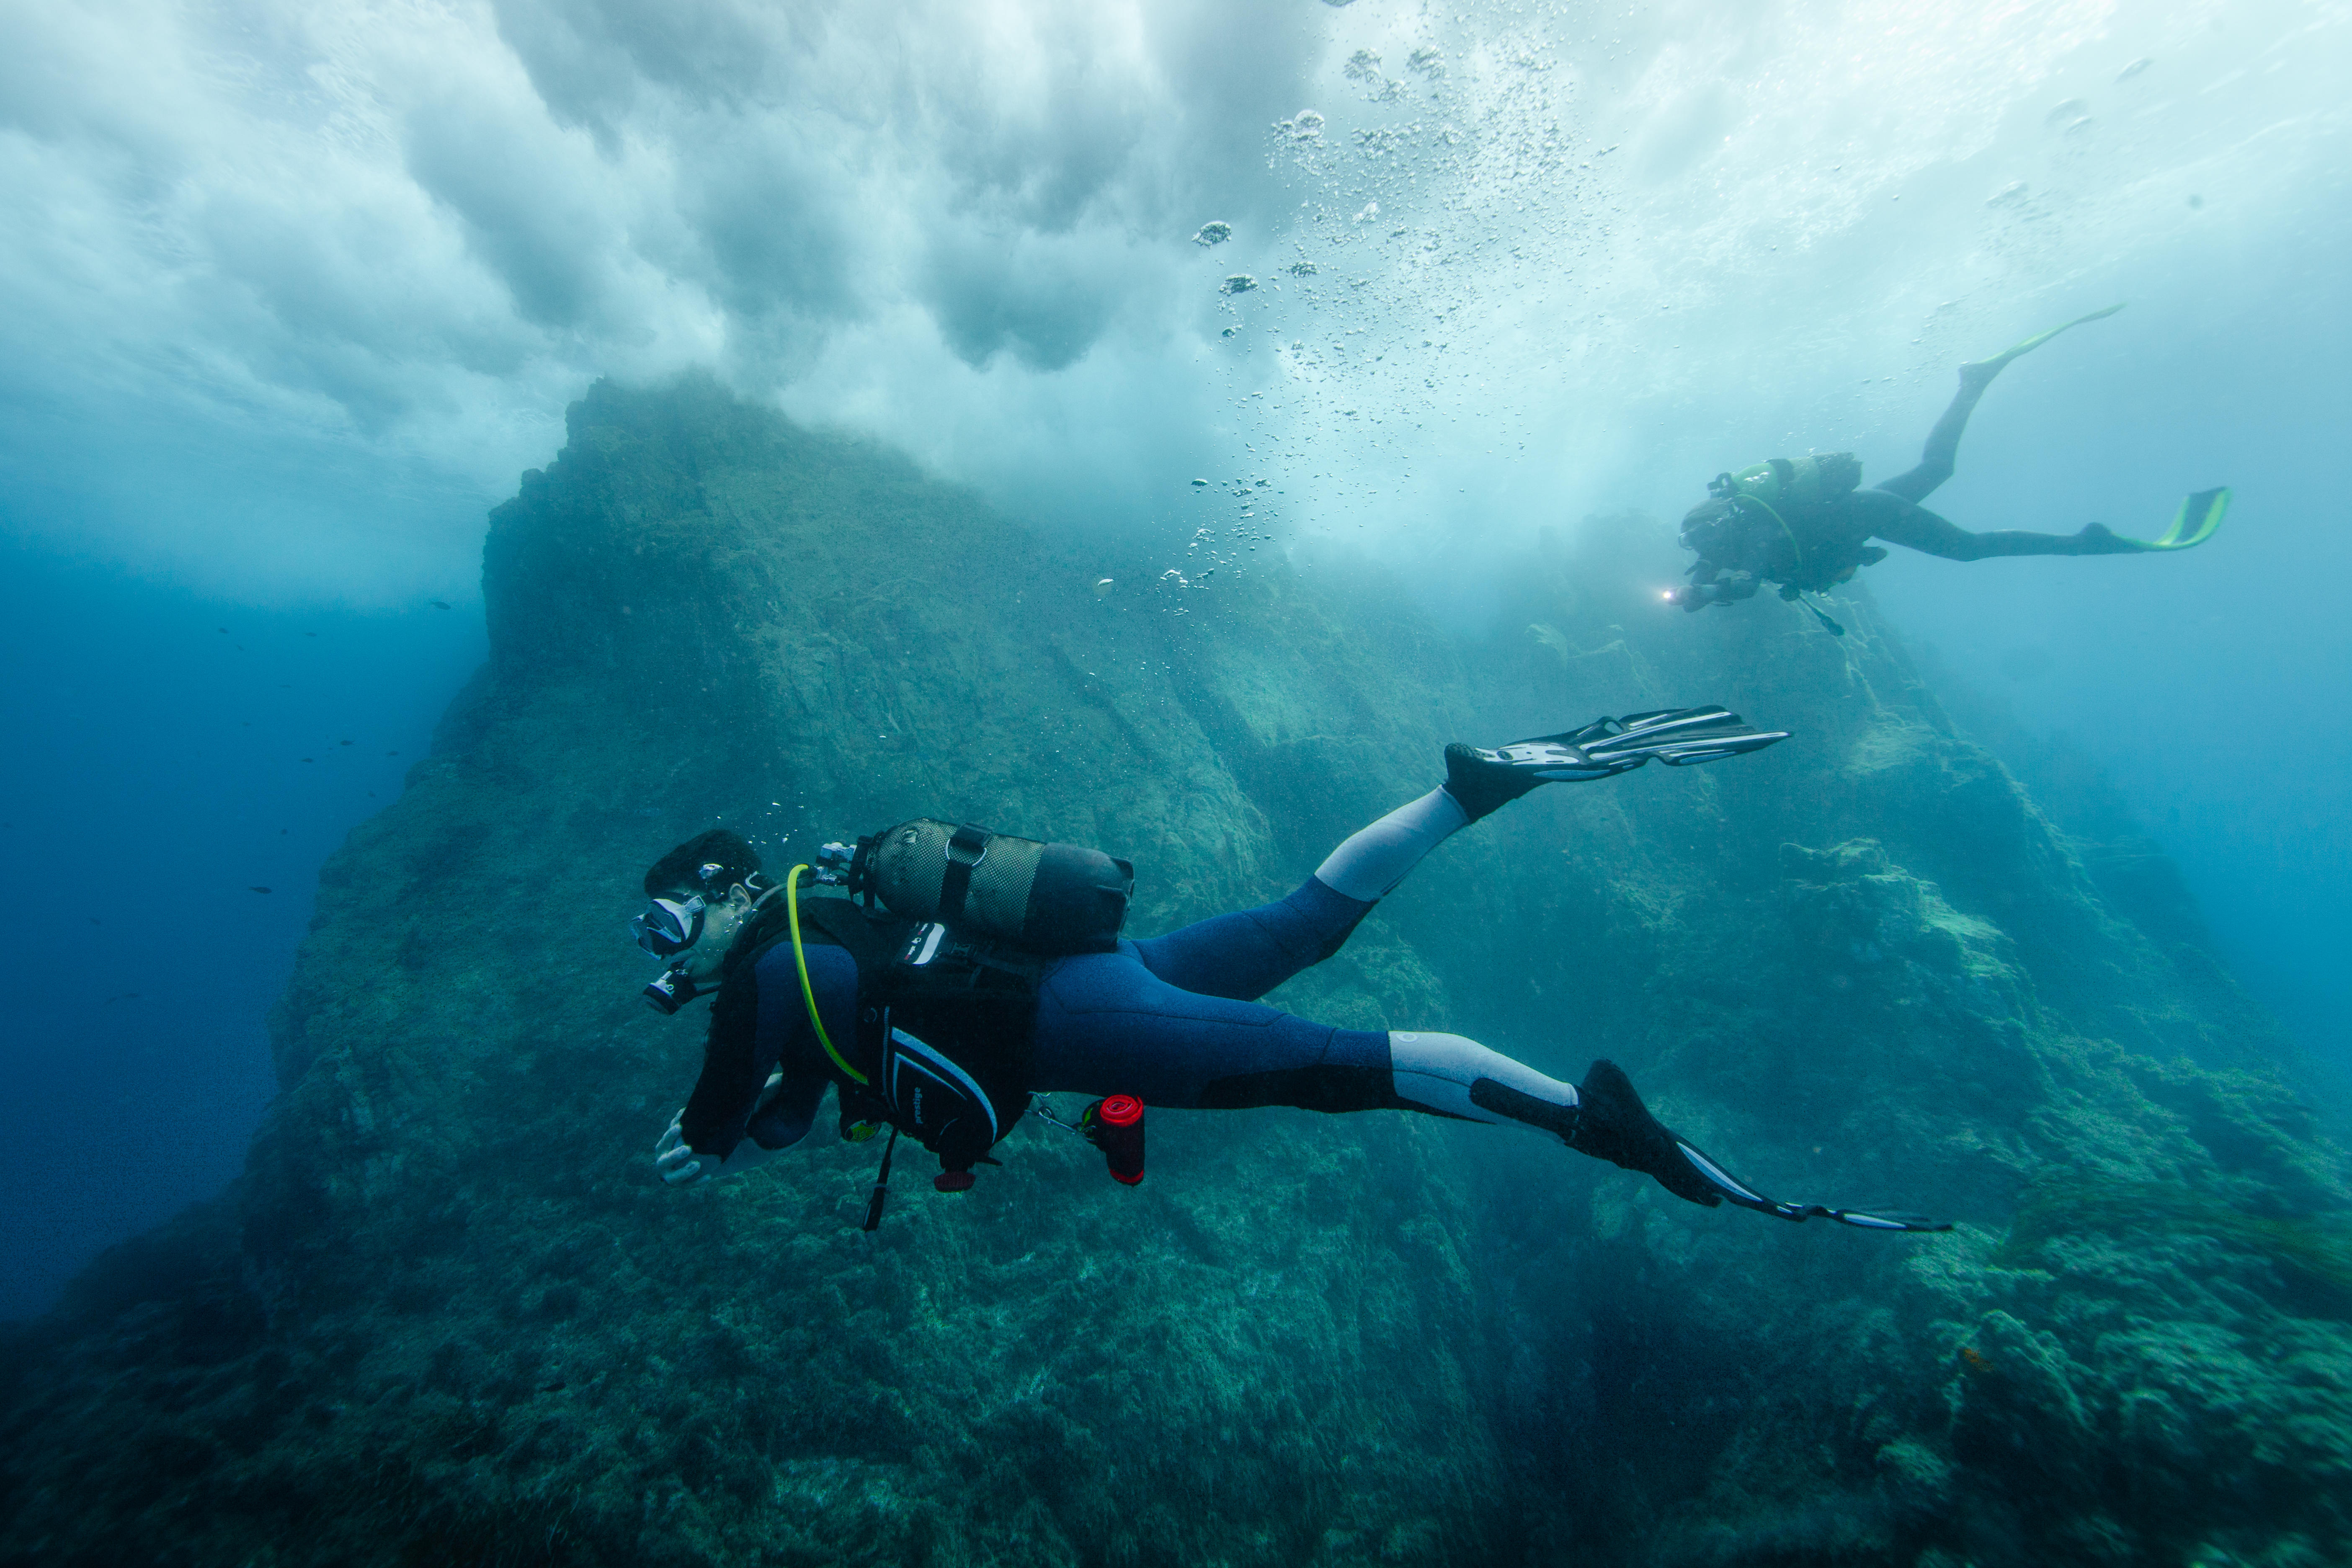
[
  {"x1": 1983, "y1": 302, "x2": 2125, "y2": 365},
  {"x1": 2149, "y1": 486, "x2": 2229, "y2": 549}
]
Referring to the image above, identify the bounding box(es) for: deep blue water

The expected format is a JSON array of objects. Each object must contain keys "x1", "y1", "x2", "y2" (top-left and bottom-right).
[{"x1": 0, "y1": 558, "x2": 481, "y2": 1319}]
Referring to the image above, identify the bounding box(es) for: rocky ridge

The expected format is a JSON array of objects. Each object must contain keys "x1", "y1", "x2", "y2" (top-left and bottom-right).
[{"x1": 2, "y1": 376, "x2": 2344, "y2": 1568}]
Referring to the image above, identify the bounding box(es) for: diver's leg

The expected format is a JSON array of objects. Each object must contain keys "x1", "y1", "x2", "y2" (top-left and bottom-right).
[
  {"x1": 1866, "y1": 495, "x2": 2147, "y2": 561},
  {"x1": 1876, "y1": 368, "x2": 1998, "y2": 504},
  {"x1": 1037, "y1": 954, "x2": 1570, "y2": 1126},
  {"x1": 1131, "y1": 788, "x2": 1468, "y2": 1001},
  {"x1": 1878, "y1": 304, "x2": 2125, "y2": 505},
  {"x1": 1034, "y1": 954, "x2": 1724, "y2": 1206},
  {"x1": 1312, "y1": 787, "x2": 1470, "y2": 899},
  {"x1": 1130, "y1": 715, "x2": 1786, "y2": 1001}
]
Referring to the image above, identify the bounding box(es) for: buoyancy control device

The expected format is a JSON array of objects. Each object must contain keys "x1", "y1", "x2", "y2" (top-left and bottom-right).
[
  {"x1": 1686, "y1": 452, "x2": 1876, "y2": 609},
  {"x1": 787, "y1": 822, "x2": 1142, "y2": 1218},
  {"x1": 1706, "y1": 452, "x2": 1863, "y2": 511}
]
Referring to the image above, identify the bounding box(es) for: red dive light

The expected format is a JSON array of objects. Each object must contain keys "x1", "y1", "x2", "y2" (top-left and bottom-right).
[{"x1": 1082, "y1": 1095, "x2": 1145, "y2": 1185}]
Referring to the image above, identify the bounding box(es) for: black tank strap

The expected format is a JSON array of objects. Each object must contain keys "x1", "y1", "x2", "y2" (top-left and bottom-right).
[{"x1": 937, "y1": 824, "x2": 990, "y2": 922}]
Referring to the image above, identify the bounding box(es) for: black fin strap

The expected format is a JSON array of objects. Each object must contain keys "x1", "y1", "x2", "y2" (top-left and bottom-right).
[{"x1": 1675, "y1": 1140, "x2": 1951, "y2": 1234}]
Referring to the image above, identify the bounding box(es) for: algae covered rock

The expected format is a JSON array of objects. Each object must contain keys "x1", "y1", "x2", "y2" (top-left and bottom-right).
[{"x1": 3, "y1": 377, "x2": 2347, "y2": 1568}]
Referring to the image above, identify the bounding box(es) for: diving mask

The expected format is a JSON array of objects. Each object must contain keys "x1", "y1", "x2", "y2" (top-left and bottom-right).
[{"x1": 631, "y1": 894, "x2": 707, "y2": 957}]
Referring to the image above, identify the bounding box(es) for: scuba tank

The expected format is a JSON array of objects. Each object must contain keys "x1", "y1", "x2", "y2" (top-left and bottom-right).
[
  {"x1": 1706, "y1": 452, "x2": 1862, "y2": 511},
  {"x1": 833, "y1": 820, "x2": 1134, "y2": 956}
]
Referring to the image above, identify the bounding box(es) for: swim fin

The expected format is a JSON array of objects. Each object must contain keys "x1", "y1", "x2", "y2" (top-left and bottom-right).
[
  {"x1": 1965, "y1": 302, "x2": 2125, "y2": 382},
  {"x1": 1567, "y1": 1059, "x2": 1952, "y2": 1233},
  {"x1": 2130, "y1": 486, "x2": 2230, "y2": 550},
  {"x1": 1443, "y1": 706, "x2": 1789, "y2": 821}
]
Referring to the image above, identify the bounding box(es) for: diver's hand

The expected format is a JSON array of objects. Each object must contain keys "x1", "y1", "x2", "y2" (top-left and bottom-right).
[
  {"x1": 655, "y1": 1113, "x2": 715, "y2": 1187},
  {"x1": 655, "y1": 1098, "x2": 786, "y2": 1187}
]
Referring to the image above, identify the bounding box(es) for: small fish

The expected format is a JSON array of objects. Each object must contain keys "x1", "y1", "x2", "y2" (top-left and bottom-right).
[
  {"x1": 217, "y1": 627, "x2": 228, "y2": 634},
  {"x1": 301, "y1": 757, "x2": 314, "y2": 763},
  {"x1": 340, "y1": 739, "x2": 353, "y2": 745},
  {"x1": 303, "y1": 631, "x2": 317, "y2": 637},
  {"x1": 1959, "y1": 1346, "x2": 1992, "y2": 1372},
  {"x1": 249, "y1": 885, "x2": 273, "y2": 894},
  {"x1": 1093, "y1": 578, "x2": 1115, "y2": 598},
  {"x1": 431, "y1": 600, "x2": 451, "y2": 610}
]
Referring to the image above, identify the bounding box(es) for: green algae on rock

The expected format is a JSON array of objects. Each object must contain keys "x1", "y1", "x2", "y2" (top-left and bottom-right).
[{"x1": 2, "y1": 377, "x2": 2346, "y2": 1568}]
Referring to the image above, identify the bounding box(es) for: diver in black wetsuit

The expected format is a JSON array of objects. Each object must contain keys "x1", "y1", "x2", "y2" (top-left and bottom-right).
[
  {"x1": 1666, "y1": 307, "x2": 2228, "y2": 624},
  {"x1": 633, "y1": 707, "x2": 1949, "y2": 1233}
]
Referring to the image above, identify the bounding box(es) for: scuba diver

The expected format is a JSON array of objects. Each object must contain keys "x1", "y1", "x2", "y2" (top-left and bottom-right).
[
  {"x1": 1666, "y1": 306, "x2": 2229, "y2": 632},
  {"x1": 637, "y1": 706, "x2": 1950, "y2": 1234}
]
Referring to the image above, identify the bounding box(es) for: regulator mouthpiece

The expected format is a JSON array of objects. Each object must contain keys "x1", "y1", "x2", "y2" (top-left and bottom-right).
[{"x1": 642, "y1": 962, "x2": 699, "y2": 1015}]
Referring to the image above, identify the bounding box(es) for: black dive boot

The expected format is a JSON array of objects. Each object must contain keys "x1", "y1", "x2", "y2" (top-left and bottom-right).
[
  {"x1": 1442, "y1": 707, "x2": 1789, "y2": 823},
  {"x1": 1563, "y1": 1059, "x2": 1723, "y2": 1208}
]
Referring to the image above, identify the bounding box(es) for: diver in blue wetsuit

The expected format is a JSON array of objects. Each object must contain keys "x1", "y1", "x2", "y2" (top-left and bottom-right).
[{"x1": 637, "y1": 707, "x2": 1949, "y2": 1233}]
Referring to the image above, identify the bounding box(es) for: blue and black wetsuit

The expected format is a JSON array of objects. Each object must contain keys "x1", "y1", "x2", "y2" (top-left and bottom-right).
[{"x1": 682, "y1": 786, "x2": 1586, "y2": 1165}]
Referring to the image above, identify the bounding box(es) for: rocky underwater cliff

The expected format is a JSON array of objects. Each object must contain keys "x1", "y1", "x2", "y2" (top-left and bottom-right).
[{"x1": 4, "y1": 377, "x2": 2347, "y2": 1568}]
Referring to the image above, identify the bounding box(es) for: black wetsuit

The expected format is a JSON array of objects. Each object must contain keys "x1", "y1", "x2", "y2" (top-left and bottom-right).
[{"x1": 1679, "y1": 364, "x2": 2143, "y2": 606}]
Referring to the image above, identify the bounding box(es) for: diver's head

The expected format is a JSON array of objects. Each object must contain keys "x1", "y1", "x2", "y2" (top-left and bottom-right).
[
  {"x1": 1682, "y1": 494, "x2": 1738, "y2": 531},
  {"x1": 1679, "y1": 494, "x2": 1746, "y2": 553},
  {"x1": 634, "y1": 830, "x2": 766, "y2": 1011}
]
